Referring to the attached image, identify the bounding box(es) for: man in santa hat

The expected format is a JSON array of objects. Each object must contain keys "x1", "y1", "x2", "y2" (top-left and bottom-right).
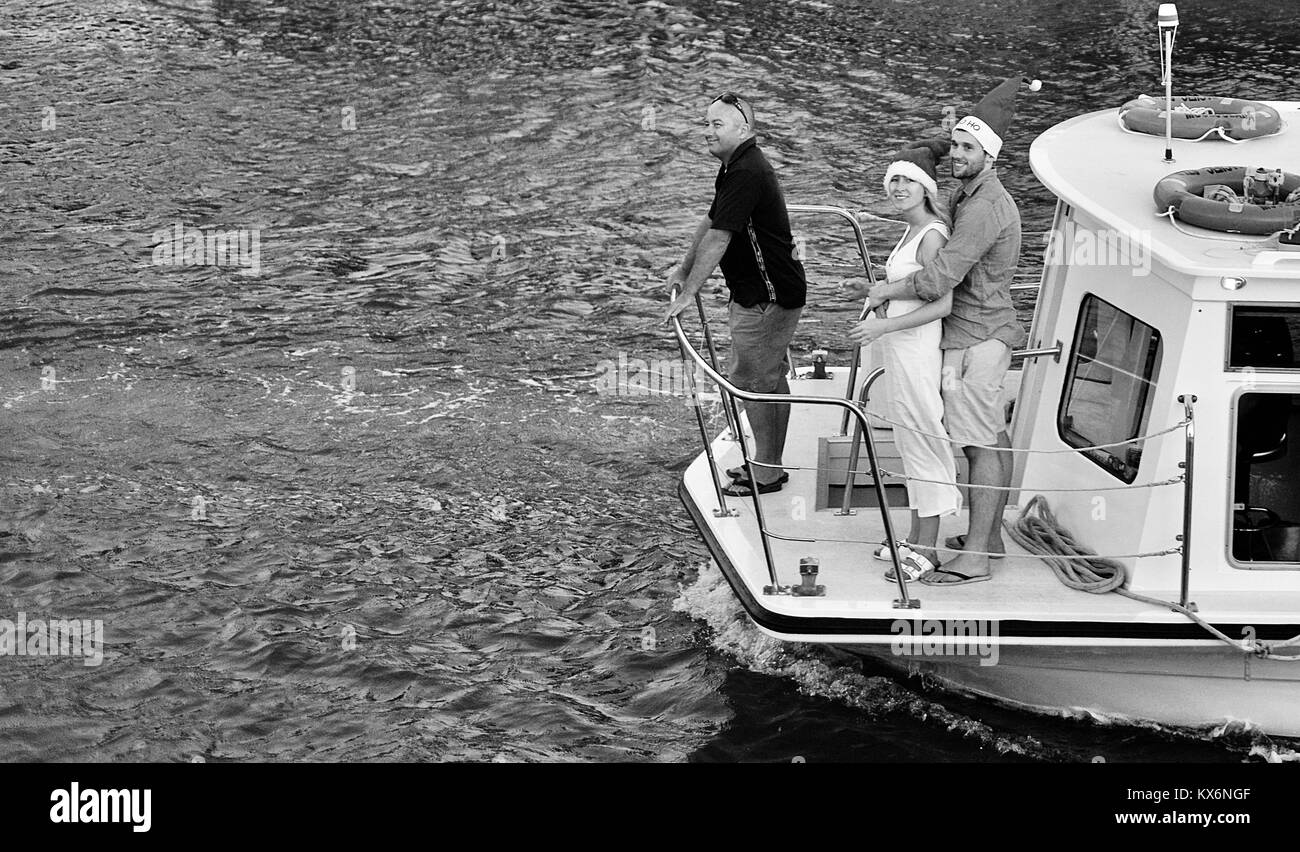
[{"x1": 864, "y1": 76, "x2": 1035, "y2": 586}]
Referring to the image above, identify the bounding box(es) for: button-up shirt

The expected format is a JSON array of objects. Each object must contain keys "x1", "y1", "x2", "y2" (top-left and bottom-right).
[{"x1": 912, "y1": 168, "x2": 1026, "y2": 350}]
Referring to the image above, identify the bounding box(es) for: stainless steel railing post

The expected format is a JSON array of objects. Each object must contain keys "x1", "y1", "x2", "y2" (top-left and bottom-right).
[
  {"x1": 852, "y1": 376, "x2": 918, "y2": 609},
  {"x1": 1177, "y1": 394, "x2": 1197, "y2": 610},
  {"x1": 725, "y1": 389, "x2": 782, "y2": 591},
  {"x1": 678, "y1": 324, "x2": 738, "y2": 518},
  {"x1": 694, "y1": 293, "x2": 738, "y2": 440},
  {"x1": 784, "y1": 204, "x2": 879, "y2": 436},
  {"x1": 837, "y1": 367, "x2": 885, "y2": 516}
]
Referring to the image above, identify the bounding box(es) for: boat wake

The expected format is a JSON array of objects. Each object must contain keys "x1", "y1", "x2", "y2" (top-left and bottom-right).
[
  {"x1": 673, "y1": 560, "x2": 1068, "y2": 760},
  {"x1": 673, "y1": 560, "x2": 1300, "y2": 762}
]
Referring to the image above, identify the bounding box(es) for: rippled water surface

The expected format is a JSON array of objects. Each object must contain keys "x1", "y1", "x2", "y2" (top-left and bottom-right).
[{"x1": 2, "y1": 0, "x2": 1299, "y2": 762}]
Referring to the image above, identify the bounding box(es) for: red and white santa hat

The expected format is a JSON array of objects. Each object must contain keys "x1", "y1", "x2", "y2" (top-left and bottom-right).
[
  {"x1": 952, "y1": 76, "x2": 1042, "y2": 159},
  {"x1": 882, "y1": 138, "x2": 948, "y2": 197}
]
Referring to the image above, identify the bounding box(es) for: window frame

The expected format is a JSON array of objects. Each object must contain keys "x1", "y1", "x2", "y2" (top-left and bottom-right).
[
  {"x1": 1227, "y1": 386, "x2": 1300, "y2": 569},
  {"x1": 1225, "y1": 303, "x2": 1300, "y2": 374},
  {"x1": 1056, "y1": 294, "x2": 1163, "y2": 483}
]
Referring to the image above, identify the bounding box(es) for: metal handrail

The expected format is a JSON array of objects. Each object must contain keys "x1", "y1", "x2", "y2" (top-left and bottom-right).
[
  {"x1": 671, "y1": 287, "x2": 919, "y2": 607},
  {"x1": 786, "y1": 204, "x2": 878, "y2": 436},
  {"x1": 1178, "y1": 394, "x2": 1197, "y2": 610},
  {"x1": 693, "y1": 295, "x2": 738, "y2": 439},
  {"x1": 837, "y1": 367, "x2": 886, "y2": 516}
]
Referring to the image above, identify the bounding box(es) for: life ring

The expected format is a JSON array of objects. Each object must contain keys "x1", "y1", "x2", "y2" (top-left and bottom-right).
[
  {"x1": 1119, "y1": 95, "x2": 1282, "y2": 141},
  {"x1": 1153, "y1": 166, "x2": 1300, "y2": 235}
]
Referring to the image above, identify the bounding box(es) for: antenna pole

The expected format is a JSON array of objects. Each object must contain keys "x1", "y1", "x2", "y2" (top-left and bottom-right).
[{"x1": 1158, "y1": 4, "x2": 1179, "y2": 162}]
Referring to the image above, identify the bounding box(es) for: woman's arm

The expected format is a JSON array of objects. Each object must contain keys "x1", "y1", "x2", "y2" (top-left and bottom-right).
[
  {"x1": 888, "y1": 228, "x2": 952, "y2": 329},
  {"x1": 881, "y1": 290, "x2": 952, "y2": 333},
  {"x1": 849, "y1": 227, "x2": 951, "y2": 342}
]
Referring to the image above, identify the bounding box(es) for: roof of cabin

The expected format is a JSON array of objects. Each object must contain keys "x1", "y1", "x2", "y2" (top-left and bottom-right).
[{"x1": 1029, "y1": 102, "x2": 1300, "y2": 281}]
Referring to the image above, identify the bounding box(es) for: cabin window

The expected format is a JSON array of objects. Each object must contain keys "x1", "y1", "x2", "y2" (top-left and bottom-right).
[
  {"x1": 1231, "y1": 392, "x2": 1300, "y2": 565},
  {"x1": 1057, "y1": 295, "x2": 1162, "y2": 483},
  {"x1": 1227, "y1": 305, "x2": 1300, "y2": 372}
]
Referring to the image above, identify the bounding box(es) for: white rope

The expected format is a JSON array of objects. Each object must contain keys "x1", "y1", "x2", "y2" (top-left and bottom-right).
[
  {"x1": 1009, "y1": 495, "x2": 1300, "y2": 661},
  {"x1": 1155, "y1": 206, "x2": 1283, "y2": 243},
  {"x1": 1117, "y1": 110, "x2": 1286, "y2": 143}
]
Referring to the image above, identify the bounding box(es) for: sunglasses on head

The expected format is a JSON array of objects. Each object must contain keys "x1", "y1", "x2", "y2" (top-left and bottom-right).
[{"x1": 711, "y1": 91, "x2": 750, "y2": 124}]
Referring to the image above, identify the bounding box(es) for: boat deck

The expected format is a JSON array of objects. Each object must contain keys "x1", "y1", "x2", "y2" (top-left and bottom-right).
[{"x1": 682, "y1": 376, "x2": 1300, "y2": 642}]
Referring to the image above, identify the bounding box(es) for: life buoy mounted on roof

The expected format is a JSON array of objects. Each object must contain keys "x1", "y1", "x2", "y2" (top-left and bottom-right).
[
  {"x1": 1154, "y1": 166, "x2": 1300, "y2": 235},
  {"x1": 1120, "y1": 95, "x2": 1283, "y2": 141}
]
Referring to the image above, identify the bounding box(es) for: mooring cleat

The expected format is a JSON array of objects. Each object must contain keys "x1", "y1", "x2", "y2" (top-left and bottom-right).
[
  {"x1": 810, "y1": 350, "x2": 831, "y2": 380},
  {"x1": 791, "y1": 557, "x2": 826, "y2": 596}
]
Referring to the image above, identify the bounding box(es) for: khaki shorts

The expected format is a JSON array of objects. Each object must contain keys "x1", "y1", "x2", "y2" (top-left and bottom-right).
[
  {"x1": 728, "y1": 301, "x2": 802, "y2": 392},
  {"x1": 940, "y1": 339, "x2": 1011, "y2": 447}
]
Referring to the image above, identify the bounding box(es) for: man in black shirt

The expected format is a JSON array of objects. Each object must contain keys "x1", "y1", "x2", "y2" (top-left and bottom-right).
[{"x1": 666, "y1": 92, "x2": 807, "y2": 496}]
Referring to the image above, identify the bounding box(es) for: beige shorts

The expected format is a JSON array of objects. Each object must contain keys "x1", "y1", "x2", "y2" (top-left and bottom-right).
[{"x1": 940, "y1": 339, "x2": 1011, "y2": 447}]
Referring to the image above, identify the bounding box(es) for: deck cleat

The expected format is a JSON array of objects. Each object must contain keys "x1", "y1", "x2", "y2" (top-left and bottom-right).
[
  {"x1": 791, "y1": 557, "x2": 826, "y2": 596},
  {"x1": 809, "y1": 350, "x2": 831, "y2": 379}
]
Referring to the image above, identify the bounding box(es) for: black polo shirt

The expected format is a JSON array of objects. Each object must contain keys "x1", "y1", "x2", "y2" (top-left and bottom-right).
[{"x1": 707, "y1": 137, "x2": 807, "y2": 309}]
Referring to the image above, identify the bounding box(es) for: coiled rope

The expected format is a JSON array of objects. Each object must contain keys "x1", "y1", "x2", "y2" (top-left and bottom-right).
[{"x1": 1009, "y1": 495, "x2": 1300, "y2": 661}]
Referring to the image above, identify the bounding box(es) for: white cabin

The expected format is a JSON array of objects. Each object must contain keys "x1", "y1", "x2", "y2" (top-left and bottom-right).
[{"x1": 1018, "y1": 102, "x2": 1300, "y2": 596}]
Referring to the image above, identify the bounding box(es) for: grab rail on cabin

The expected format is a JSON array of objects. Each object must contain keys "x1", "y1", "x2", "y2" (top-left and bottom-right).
[
  {"x1": 1178, "y1": 394, "x2": 1197, "y2": 610},
  {"x1": 671, "y1": 286, "x2": 921, "y2": 609}
]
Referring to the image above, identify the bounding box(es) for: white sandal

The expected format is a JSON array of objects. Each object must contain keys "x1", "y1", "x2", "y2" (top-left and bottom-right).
[
  {"x1": 882, "y1": 547, "x2": 939, "y2": 583},
  {"x1": 872, "y1": 539, "x2": 913, "y2": 561}
]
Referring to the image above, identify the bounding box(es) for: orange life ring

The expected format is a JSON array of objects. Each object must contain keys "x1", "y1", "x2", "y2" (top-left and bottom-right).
[
  {"x1": 1120, "y1": 95, "x2": 1282, "y2": 141},
  {"x1": 1153, "y1": 166, "x2": 1300, "y2": 235}
]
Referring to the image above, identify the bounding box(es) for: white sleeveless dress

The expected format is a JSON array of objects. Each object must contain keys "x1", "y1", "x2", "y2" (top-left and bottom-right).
[{"x1": 877, "y1": 221, "x2": 961, "y2": 518}]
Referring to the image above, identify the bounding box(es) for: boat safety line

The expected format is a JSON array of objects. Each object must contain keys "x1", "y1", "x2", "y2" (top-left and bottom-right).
[
  {"x1": 873, "y1": 467, "x2": 1184, "y2": 493},
  {"x1": 1009, "y1": 495, "x2": 1300, "y2": 661},
  {"x1": 1116, "y1": 111, "x2": 1246, "y2": 144},
  {"x1": 861, "y1": 409, "x2": 1189, "y2": 452},
  {"x1": 757, "y1": 527, "x2": 1181, "y2": 561},
  {"x1": 1115, "y1": 111, "x2": 1287, "y2": 143},
  {"x1": 722, "y1": 458, "x2": 1181, "y2": 490}
]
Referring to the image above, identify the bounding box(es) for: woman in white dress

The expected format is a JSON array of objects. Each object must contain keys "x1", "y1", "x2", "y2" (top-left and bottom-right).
[{"x1": 848, "y1": 140, "x2": 961, "y2": 580}]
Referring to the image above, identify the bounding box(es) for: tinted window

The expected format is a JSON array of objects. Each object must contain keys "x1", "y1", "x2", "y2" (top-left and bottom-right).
[
  {"x1": 1228, "y1": 306, "x2": 1300, "y2": 371},
  {"x1": 1057, "y1": 296, "x2": 1162, "y2": 483}
]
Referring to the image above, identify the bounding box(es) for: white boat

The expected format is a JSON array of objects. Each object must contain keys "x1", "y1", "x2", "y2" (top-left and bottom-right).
[{"x1": 674, "y1": 87, "x2": 1300, "y2": 735}]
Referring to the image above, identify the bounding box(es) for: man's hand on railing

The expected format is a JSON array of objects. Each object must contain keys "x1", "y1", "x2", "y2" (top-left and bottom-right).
[
  {"x1": 664, "y1": 279, "x2": 698, "y2": 323},
  {"x1": 865, "y1": 279, "x2": 892, "y2": 312},
  {"x1": 666, "y1": 265, "x2": 687, "y2": 294}
]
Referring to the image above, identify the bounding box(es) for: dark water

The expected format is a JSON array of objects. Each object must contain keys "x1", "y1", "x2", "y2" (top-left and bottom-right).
[{"x1": 1, "y1": 0, "x2": 1297, "y2": 762}]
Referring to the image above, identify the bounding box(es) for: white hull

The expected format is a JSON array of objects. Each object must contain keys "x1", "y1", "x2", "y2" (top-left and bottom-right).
[{"x1": 843, "y1": 642, "x2": 1300, "y2": 736}]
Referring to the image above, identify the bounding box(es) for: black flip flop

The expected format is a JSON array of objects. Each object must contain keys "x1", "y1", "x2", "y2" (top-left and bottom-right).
[
  {"x1": 727, "y1": 470, "x2": 789, "y2": 488},
  {"x1": 721, "y1": 478, "x2": 785, "y2": 497},
  {"x1": 919, "y1": 567, "x2": 991, "y2": 586}
]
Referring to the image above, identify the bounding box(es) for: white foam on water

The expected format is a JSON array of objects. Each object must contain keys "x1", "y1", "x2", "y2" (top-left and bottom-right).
[
  {"x1": 673, "y1": 560, "x2": 1300, "y2": 760},
  {"x1": 672, "y1": 559, "x2": 1044, "y2": 756}
]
